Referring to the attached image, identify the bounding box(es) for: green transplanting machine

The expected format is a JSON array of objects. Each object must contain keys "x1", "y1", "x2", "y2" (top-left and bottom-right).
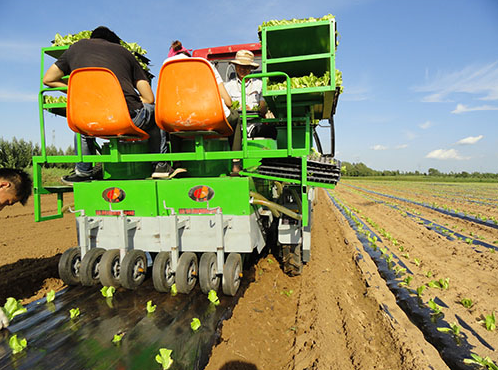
[{"x1": 33, "y1": 15, "x2": 342, "y2": 297}]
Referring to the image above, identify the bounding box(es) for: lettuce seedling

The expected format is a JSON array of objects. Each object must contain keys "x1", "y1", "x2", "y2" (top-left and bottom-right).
[
  {"x1": 281, "y1": 289, "x2": 294, "y2": 297},
  {"x1": 156, "y1": 348, "x2": 174, "y2": 370},
  {"x1": 191, "y1": 318, "x2": 201, "y2": 331},
  {"x1": 439, "y1": 278, "x2": 450, "y2": 290},
  {"x1": 70, "y1": 308, "x2": 80, "y2": 319},
  {"x1": 416, "y1": 285, "x2": 426, "y2": 297},
  {"x1": 414, "y1": 258, "x2": 421, "y2": 267},
  {"x1": 46, "y1": 290, "x2": 55, "y2": 303},
  {"x1": 101, "y1": 286, "x2": 115, "y2": 298},
  {"x1": 9, "y1": 335, "x2": 27, "y2": 354},
  {"x1": 2, "y1": 297, "x2": 27, "y2": 321},
  {"x1": 146, "y1": 300, "x2": 156, "y2": 314},
  {"x1": 481, "y1": 312, "x2": 496, "y2": 331},
  {"x1": 170, "y1": 284, "x2": 178, "y2": 297},
  {"x1": 394, "y1": 266, "x2": 406, "y2": 277},
  {"x1": 428, "y1": 299, "x2": 442, "y2": 315},
  {"x1": 399, "y1": 276, "x2": 413, "y2": 287},
  {"x1": 464, "y1": 353, "x2": 498, "y2": 370},
  {"x1": 112, "y1": 332, "x2": 124, "y2": 344},
  {"x1": 437, "y1": 323, "x2": 461, "y2": 337},
  {"x1": 208, "y1": 290, "x2": 220, "y2": 306},
  {"x1": 460, "y1": 298, "x2": 473, "y2": 309}
]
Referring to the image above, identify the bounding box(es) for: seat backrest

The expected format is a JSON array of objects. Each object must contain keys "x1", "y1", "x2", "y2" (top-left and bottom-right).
[
  {"x1": 67, "y1": 67, "x2": 149, "y2": 140},
  {"x1": 155, "y1": 58, "x2": 233, "y2": 136}
]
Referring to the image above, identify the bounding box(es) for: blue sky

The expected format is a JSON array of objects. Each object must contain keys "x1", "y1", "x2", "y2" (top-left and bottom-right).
[{"x1": 1, "y1": 0, "x2": 497, "y2": 173}]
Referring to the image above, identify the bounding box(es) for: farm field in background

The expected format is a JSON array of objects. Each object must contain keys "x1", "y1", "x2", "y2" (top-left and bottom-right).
[{"x1": 331, "y1": 179, "x2": 498, "y2": 366}]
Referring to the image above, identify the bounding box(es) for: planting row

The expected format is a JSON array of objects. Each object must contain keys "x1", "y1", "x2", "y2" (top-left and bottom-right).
[{"x1": 330, "y1": 185, "x2": 497, "y2": 369}]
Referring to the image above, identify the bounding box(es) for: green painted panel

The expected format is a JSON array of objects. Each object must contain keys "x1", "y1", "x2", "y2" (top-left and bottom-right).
[
  {"x1": 102, "y1": 141, "x2": 152, "y2": 179},
  {"x1": 156, "y1": 177, "x2": 254, "y2": 216},
  {"x1": 74, "y1": 180, "x2": 158, "y2": 217}
]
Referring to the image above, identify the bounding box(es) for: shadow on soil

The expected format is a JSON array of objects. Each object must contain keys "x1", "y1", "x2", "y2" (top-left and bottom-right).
[
  {"x1": 0, "y1": 254, "x2": 61, "y2": 304},
  {"x1": 220, "y1": 361, "x2": 259, "y2": 370}
]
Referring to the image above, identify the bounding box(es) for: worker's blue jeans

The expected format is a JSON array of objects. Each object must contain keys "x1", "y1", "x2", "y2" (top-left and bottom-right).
[{"x1": 75, "y1": 103, "x2": 160, "y2": 175}]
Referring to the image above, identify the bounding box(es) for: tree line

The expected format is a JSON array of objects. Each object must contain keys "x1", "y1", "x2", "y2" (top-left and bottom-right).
[
  {"x1": 341, "y1": 161, "x2": 498, "y2": 179},
  {"x1": 0, "y1": 137, "x2": 72, "y2": 169}
]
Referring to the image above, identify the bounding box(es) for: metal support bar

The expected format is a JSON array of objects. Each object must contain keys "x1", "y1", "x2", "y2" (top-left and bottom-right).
[
  {"x1": 117, "y1": 213, "x2": 139, "y2": 261},
  {"x1": 214, "y1": 212, "x2": 231, "y2": 274},
  {"x1": 159, "y1": 215, "x2": 189, "y2": 271},
  {"x1": 77, "y1": 216, "x2": 101, "y2": 258}
]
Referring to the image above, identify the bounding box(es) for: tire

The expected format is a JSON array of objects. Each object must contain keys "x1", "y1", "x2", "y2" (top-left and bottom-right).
[
  {"x1": 120, "y1": 250, "x2": 147, "y2": 290},
  {"x1": 99, "y1": 249, "x2": 122, "y2": 287},
  {"x1": 176, "y1": 252, "x2": 198, "y2": 294},
  {"x1": 199, "y1": 253, "x2": 220, "y2": 294},
  {"x1": 80, "y1": 248, "x2": 106, "y2": 286},
  {"x1": 222, "y1": 253, "x2": 242, "y2": 296},
  {"x1": 152, "y1": 252, "x2": 175, "y2": 292},
  {"x1": 58, "y1": 247, "x2": 82, "y2": 286},
  {"x1": 283, "y1": 244, "x2": 303, "y2": 276}
]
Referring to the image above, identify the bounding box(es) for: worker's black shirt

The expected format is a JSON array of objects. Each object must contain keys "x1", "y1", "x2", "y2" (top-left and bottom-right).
[{"x1": 55, "y1": 38, "x2": 147, "y2": 113}]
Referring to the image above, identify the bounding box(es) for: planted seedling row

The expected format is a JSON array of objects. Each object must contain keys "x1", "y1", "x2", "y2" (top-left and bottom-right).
[
  {"x1": 344, "y1": 183, "x2": 498, "y2": 230},
  {"x1": 332, "y1": 186, "x2": 498, "y2": 367},
  {"x1": 343, "y1": 185, "x2": 498, "y2": 253},
  {"x1": 327, "y1": 191, "x2": 488, "y2": 369}
]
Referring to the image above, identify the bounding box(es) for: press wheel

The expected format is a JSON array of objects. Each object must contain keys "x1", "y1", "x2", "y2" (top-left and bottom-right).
[
  {"x1": 152, "y1": 252, "x2": 175, "y2": 292},
  {"x1": 80, "y1": 248, "x2": 105, "y2": 286},
  {"x1": 120, "y1": 250, "x2": 147, "y2": 290},
  {"x1": 58, "y1": 247, "x2": 82, "y2": 286},
  {"x1": 176, "y1": 252, "x2": 198, "y2": 294},
  {"x1": 199, "y1": 252, "x2": 219, "y2": 294},
  {"x1": 222, "y1": 253, "x2": 242, "y2": 296},
  {"x1": 99, "y1": 249, "x2": 122, "y2": 287}
]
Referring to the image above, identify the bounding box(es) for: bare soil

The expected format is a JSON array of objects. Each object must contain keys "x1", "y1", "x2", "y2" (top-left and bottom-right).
[{"x1": 2, "y1": 185, "x2": 494, "y2": 369}]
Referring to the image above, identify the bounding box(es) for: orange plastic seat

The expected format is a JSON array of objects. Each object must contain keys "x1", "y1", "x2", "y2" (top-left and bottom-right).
[
  {"x1": 67, "y1": 67, "x2": 149, "y2": 140},
  {"x1": 155, "y1": 58, "x2": 233, "y2": 137}
]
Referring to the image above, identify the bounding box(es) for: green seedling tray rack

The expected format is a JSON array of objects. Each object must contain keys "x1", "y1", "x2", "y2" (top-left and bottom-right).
[{"x1": 260, "y1": 19, "x2": 337, "y2": 119}]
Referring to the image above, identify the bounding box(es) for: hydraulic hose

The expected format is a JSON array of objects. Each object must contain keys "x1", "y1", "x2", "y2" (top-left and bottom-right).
[{"x1": 249, "y1": 191, "x2": 302, "y2": 221}]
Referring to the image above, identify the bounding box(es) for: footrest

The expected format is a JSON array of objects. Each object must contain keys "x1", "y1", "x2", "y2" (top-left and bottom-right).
[{"x1": 43, "y1": 186, "x2": 74, "y2": 194}]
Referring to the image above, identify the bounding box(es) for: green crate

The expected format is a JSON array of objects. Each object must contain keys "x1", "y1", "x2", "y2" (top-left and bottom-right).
[{"x1": 261, "y1": 19, "x2": 337, "y2": 119}]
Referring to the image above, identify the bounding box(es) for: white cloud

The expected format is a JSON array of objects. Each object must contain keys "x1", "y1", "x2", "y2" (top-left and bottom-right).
[
  {"x1": 425, "y1": 149, "x2": 470, "y2": 160},
  {"x1": 395, "y1": 144, "x2": 408, "y2": 149},
  {"x1": 419, "y1": 121, "x2": 432, "y2": 129},
  {"x1": 414, "y1": 61, "x2": 498, "y2": 102},
  {"x1": 456, "y1": 135, "x2": 483, "y2": 145},
  {"x1": 371, "y1": 144, "x2": 388, "y2": 151},
  {"x1": 0, "y1": 89, "x2": 37, "y2": 103},
  {"x1": 451, "y1": 103, "x2": 498, "y2": 114}
]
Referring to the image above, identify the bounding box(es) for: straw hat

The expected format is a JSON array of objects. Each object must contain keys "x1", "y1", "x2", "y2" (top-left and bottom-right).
[{"x1": 230, "y1": 50, "x2": 259, "y2": 68}]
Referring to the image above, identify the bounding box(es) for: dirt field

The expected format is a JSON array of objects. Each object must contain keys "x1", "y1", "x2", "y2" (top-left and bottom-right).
[{"x1": 1, "y1": 184, "x2": 496, "y2": 369}]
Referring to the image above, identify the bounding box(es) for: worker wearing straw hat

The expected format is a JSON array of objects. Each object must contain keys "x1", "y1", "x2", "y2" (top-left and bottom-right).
[{"x1": 225, "y1": 50, "x2": 268, "y2": 118}]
